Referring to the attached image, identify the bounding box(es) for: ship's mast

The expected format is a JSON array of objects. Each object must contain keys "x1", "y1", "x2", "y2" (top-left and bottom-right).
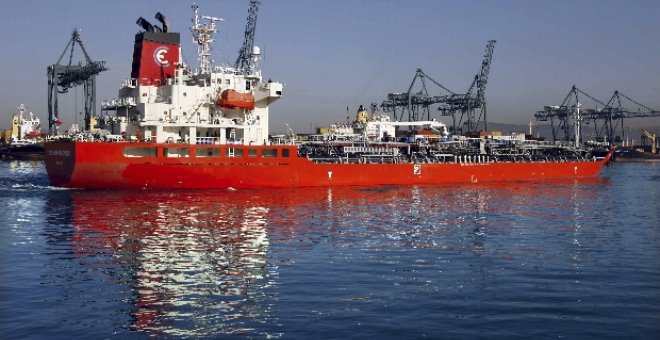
[
  {"x1": 190, "y1": 4, "x2": 223, "y2": 74},
  {"x1": 574, "y1": 102, "x2": 581, "y2": 148},
  {"x1": 18, "y1": 104, "x2": 27, "y2": 121}
]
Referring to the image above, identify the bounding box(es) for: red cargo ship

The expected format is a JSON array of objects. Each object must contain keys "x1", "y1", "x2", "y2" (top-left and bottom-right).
[{"x1": 44, "y1": 4, "x2": 614, "y2": 190}]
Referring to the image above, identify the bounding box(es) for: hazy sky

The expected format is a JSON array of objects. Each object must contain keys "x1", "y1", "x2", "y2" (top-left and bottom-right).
[{"x1": 1, "y1": 0, "x2": 659, "y2": 133}]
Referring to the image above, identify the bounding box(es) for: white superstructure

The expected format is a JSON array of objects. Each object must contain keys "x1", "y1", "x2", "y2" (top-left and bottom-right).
[
  {"x1": 101, "y1": 5, "x2": 283, "y2": 146},
  {"x1": 10, "y1": 104, "x2": 42, "y2": 144},
  {"x1": 325, "y1": 105, "x2": 449, "y2": 142}
]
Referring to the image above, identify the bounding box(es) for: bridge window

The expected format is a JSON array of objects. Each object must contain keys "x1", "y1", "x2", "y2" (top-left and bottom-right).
[{"x1": 248, "y1": 149, "x2": 258, "y2": 157}]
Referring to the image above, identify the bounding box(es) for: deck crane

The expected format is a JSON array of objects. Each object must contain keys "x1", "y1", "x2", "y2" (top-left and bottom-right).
[
  {"x1": 234, "y1": 0, "x2": 261, "y2": 75},
  {"x1": 47, "y1": 29, "x2": 107, "y2": 135}
]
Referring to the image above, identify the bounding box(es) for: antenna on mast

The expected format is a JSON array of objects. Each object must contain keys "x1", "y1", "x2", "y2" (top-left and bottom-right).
[{"x1": 190, "y1": 3, "x2": 224, "y2": 74}]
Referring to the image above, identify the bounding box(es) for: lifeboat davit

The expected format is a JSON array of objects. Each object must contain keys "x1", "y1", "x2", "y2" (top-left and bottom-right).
[{"x1": 216, "y1": 89, "x2": 255, "y2": 110}]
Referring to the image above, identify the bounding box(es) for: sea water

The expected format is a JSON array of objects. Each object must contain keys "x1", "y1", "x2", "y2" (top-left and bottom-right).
[{"x1": 0, "y1": 160, "x2": 658, "y2": 338}]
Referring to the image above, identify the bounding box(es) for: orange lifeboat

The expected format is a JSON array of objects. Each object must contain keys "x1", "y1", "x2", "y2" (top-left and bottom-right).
[
  {"x1": 25, "y1": 130, "x2": 43, "y2": 139},
  {"x1": 216, "y1": 89, "x2": 255, "y2": 110}
]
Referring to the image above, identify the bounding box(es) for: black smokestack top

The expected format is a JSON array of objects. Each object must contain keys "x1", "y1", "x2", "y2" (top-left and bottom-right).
[
  {"x1": 136, "y1": 17, "x2": 154, "y2": 32},
  {"x1": 155, "y1": 12, "x2": 169, "y2": 33}
]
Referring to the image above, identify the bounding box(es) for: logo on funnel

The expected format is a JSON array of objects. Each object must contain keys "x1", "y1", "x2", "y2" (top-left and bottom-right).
[{"x1": 153, "y1": 46, "x2": 170, "y2": 67}]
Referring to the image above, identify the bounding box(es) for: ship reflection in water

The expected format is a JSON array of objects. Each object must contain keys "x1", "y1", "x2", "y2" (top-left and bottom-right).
[
  {"x1": 67, "y1": 189, "x2": 282, "y2": 337},
  {"x1": 56, "y1": 178, "x2": 612, "y2": 337}
]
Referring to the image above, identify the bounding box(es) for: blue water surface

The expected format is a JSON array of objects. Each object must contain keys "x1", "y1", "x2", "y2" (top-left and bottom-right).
[{"x1": 0, "y1": 160, "x2": 658, "y2": 339}]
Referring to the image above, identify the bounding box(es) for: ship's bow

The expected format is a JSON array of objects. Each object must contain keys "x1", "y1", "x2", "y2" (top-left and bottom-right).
[{"x1": 44, "y1": 140, "x2": 76, "y2": 187}]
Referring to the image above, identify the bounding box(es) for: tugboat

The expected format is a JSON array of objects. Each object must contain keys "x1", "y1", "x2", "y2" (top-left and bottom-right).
[
  {"x1": 44, "y1": 3, "x2": 614, "y2": 189},
  {"x1": 1, "y1": 104, "x2": 45, "y2": 159}
]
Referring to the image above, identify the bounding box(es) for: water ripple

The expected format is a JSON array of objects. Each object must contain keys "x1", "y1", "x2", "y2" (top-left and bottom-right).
[{"x1": 1, "y1": 161, "x2": 659, "y2": 338}]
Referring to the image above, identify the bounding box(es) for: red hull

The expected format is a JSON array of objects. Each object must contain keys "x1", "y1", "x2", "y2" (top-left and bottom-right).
[{"x1": 45, "y1": 141, "x2": 614, "y2": 189}]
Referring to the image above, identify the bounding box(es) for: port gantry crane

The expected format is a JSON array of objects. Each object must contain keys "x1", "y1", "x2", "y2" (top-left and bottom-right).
[
  {"x1": 599, "y1": 91, "x2": 660, "y2": 143},
  {"x1": 640, "y1": 128, "x2": 657, "y2": 154},
  {"x1": 535, "y1": 85, "x2": 660, "y2": 145},
  {"x1": 234, "y1": 0, "x2": 260, "y2": 75},
  {"x1": 47, "y1": 29, "x2": 107, "y2": 135},
  {"x1": 380, "y1": 40, "x2": 496, "y2": 135},
  {"x1": 446, "y1": 39, "x2": 497, "y2": 133},
  {"x1": 380, "y1": 68, "x2": 455, "y2": 123}
]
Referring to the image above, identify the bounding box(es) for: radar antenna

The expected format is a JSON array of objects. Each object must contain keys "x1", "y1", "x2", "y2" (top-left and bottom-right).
[{"x1": 190, "y1": 4, "x2": 224, "y2": 74}]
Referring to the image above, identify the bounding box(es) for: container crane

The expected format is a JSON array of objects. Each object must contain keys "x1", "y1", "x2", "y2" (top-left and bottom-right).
[
  {"x1": 437, "y1": 40, "x2": 496, "y2": 134},
  {"x1": 473, "y1": 39, "x2": 496, "y2": 131},
  {"x1": 380, "y1": 40, "x2": 496, "y2": 135},
  {"x1": 234, "y1": 0, "x2": 260, "y2": 75},
  {"x1": 380, "y1": 68, "x2": 454, "y2": 123},
  {"x1": 534, "y1": 85, "x2": 599, "y2": 145},
  {"x1": 535, "y1": 86, "x2": 660, "y2": 144},
  {"x1": 598, "y1": 91, "x2": 660, "y2": 143},
  {"x1": 641, "y1": 129, "x2": 657, "y2": 154},
  {"x1": 47, "y1": 29, "x2": 107, "y2": 135}
]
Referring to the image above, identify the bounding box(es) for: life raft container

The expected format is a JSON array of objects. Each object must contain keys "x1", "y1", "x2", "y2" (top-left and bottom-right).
[{"x1": 216, "y1": 89, "x2": 255, "y2": 110}]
